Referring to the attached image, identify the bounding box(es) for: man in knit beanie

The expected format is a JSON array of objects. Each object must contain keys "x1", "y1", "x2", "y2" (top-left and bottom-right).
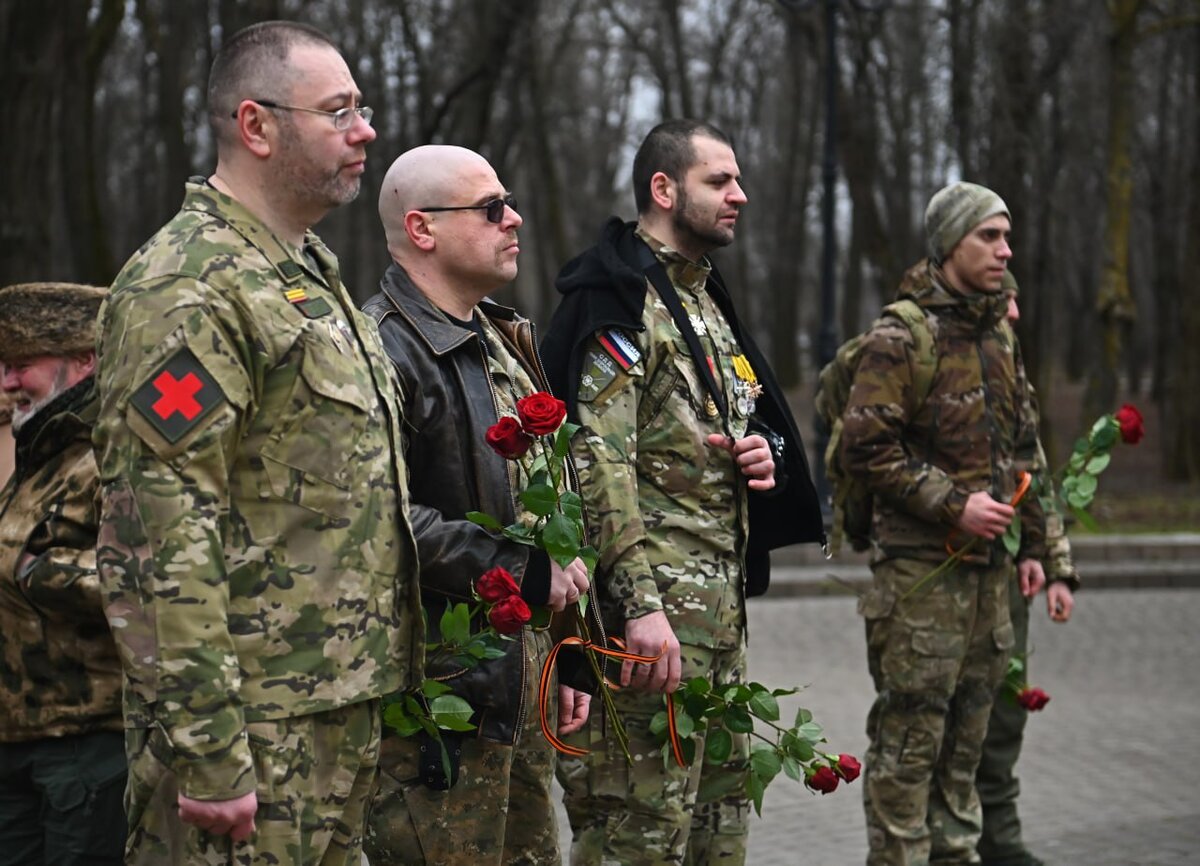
[
  {"x1": 0, "y1": 283, "x2": 126, "y2": 865},
  {"x1": 841, "y1": 184, "x2": 1047, "y2": 865}
]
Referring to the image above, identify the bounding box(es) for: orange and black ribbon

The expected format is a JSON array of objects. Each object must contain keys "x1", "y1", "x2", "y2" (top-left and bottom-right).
[{"x1": 538, "y1": 636, "x2": 666, "y2": 758}]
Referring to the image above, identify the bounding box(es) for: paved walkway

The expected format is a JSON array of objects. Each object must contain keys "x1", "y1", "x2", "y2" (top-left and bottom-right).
[{"x1": 554, "y1": 585, "x2": 1200, "y2": 864}]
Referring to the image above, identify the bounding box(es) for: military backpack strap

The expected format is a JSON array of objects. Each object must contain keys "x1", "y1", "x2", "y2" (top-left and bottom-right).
[
  {"x1": 634, "y1": 240, "x2": 728, "y2": 419},
  {"x1": 882, "y1": 299, "x2": 937, "y2": 415}
]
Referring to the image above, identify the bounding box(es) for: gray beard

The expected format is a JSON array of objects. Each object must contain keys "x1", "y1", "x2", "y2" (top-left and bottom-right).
[{"x1": 10, "y1": 367, "x2": 71, "y2": 433}]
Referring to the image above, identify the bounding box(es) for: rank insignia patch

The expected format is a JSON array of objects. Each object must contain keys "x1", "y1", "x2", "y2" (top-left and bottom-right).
[{"x1": 131, "y1": 347, "x2": 228, "y2": 444}]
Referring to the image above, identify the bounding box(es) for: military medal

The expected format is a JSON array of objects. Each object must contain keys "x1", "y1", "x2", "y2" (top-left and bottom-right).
[{"x1": 732, "y1": 354, "x2": 761, "y2": 416}]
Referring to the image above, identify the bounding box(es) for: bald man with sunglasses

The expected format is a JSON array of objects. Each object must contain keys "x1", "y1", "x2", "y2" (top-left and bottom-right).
[{"x1": 361, "y1": 145, "x2": 598, "y2": 866}]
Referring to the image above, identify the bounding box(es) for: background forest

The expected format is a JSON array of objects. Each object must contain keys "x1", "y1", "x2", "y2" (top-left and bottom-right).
[{"x1": 3, "y1": 0, "x2": 1198, "y2": 515}]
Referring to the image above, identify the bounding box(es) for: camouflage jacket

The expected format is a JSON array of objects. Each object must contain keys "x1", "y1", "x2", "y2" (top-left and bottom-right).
[
  {"x1": 362, "y1": 264, "x2": 602, "y2": 743},
  {"x1": 841, "y1": 259, "x2": 1047, "y2": 565},
  {"x1": 542, "y1": 224, "x2": 761, "y2": 649},
  {"x1": 94, "y1": 180, "x2": 422, "y2": 800},
  {"x1": 0, "y1": 378, "x2": 122, "y2": 742}
]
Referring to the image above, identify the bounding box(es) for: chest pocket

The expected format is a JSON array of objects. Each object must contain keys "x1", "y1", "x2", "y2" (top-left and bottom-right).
[
  {"x1": 668, "y1": 336, "x2": 721, "y2": 423},
  {"x1": 259, "y1": 326, "x2": 375, "y2": 516}
]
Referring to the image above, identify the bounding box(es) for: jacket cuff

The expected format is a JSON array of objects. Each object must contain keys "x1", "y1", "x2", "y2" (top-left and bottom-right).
[
  {"x1": 520, "y1": 549, "x2": 552, "y2": 606},
  {"x1": 938, "y1": 487, "x2": 969, "y2": 527},
  {"x1": 173, "y1": 730, "x2": 256, "y2": 801}
]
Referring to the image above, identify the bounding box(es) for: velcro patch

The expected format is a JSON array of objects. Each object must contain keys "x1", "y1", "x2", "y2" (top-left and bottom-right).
[
  {"x1": 130, "y1": 348, "x2": 228, "y2": 444},
  {"x1": 578, "y1": 347, "x2": 621, "y2": 403},
  {"x1": 596, "y1": 328, "x2": 641, "y2": 370}
]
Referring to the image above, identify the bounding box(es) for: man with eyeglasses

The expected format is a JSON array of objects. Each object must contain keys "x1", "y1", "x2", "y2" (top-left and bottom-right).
[
  {"x1": 93, "y1": 20, "x2": 421, "y2": 866},
  {"x1": 540, "y1": 119, "x2": 825, "y2": 865},
  {"x1": 359, "y1": 144, "x2": 595, "y2": 866}
]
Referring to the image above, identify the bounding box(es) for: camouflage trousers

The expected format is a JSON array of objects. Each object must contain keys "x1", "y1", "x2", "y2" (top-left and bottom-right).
[
  {"x1": 976, "y1": 578, "x2": 1032, "y2": 863},
  {"x1": 859, "y1": 558, "x2": 1015, "y2": 866},
  {"x1": 557, "y1": 641, "x2": 750, "y2": 866},
  {"x1": 0, "y1": 730, "x2": 126, "y2": 865},
  {"x1": 366, "y1": 628, "x2": 560, "y2": 865},
  {"x1": 124, "y1": 699, "x2": 381, "y2": 866}
]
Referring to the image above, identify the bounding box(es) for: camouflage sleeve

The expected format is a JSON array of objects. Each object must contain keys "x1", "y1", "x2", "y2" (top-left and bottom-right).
[
  {"x1": 95, "y1": 278, "x2": 256, "y2": 801},
  {"x1": 19, "y1": 479, "x2": 102, "y2": 621},
  {"x1": 841, "y1": 321, "x2": 966, "y2": 525},
  {"x1": 572, "y1": 325, "x2": 662, "y2": 623}
]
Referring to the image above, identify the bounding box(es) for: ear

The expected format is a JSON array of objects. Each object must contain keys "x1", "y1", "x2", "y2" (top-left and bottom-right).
[
  {"x1": 405, "y1": 210, "x2": 436, "y2": 252},
  {"x1": 232, "y1": 101, "x2": 274, "y2": 159},
  {"x1": 70, "y1": 351, "x2": 97, "y2": 380},
  {"x1": 649, "y1": 171, "x2": 677, "y2": 212}
]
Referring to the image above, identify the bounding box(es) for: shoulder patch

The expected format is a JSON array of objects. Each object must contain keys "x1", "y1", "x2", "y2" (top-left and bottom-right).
[
  {"x1": 130, "y1": 347, "x2": 228, "y2": 444},
  {"x1": 578, "y1": 346, "x2": 621, "y2": 403},
  {"x1": 596, "y1": 328, "x2": 641, "y2": 370}
]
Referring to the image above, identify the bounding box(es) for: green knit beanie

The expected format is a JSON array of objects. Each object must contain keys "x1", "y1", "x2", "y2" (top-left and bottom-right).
[
  {"x1": 925, "y1": 182, "x2": 1010, "y2": 264},
  {"x1": 1001, "y1": 270, "x2": 1019, "y2": 297}
]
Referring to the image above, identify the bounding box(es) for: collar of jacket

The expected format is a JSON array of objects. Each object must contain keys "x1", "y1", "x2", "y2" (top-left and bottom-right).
[
  {"x1": 377, "y1": 261, "x2": 524, "y2": 357},
  {"x1": 13, "y1": 376, "x2": 96, "y2": 475},
  {"x1": 182, "y1": 177, "x2": 335, "y2": 289},
  {"x1": 897, "y1": 258, "x2": 1008, "y2": 333}
]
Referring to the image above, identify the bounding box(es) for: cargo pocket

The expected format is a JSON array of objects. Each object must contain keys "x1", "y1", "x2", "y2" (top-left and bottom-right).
[{"x1": 906, "y1": 628, "x2": 966, "y2": 693}]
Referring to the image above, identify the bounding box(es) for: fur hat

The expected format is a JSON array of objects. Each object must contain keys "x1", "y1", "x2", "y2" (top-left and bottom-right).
[
  {"x1": 0, "y1": 282, "x2": 108, "y2": 363},
  {"x1": 925, "y1": 182, "x2": 1010, "y2": 264},
  {"x1": 0, "y1": 388, "x2": 15, "y2": 426}
]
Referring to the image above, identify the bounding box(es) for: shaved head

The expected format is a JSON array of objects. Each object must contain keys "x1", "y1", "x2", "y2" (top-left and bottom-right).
[{"x1": 379, "y1": 145, "x2": 494, "y2": 251}]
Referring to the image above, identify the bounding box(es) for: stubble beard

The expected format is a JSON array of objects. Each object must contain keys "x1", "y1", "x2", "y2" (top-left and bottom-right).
[{"x1": 673, "y1": 187, "x2": 735, "y2": 254}]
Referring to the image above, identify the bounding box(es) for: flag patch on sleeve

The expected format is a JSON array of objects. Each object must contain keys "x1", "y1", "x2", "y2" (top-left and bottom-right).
[{"x1": 596, "y1": 328, "x2": 641, "y2": 371}]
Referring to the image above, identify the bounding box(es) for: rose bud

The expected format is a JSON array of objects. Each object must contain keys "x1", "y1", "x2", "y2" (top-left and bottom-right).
[
  {"x1": 486, "y1": 416, "x2": 534, "y2": 459},
  {"x1": 1017, "y1": 687, "x2": 1051, "y2": 711},
  {"x1": 488, "y1": 596, "x2": 531, "y2": 635},
  {"x1": 805, "y1": 765, "x2": 839, "y2": 795},
  {"x1": 1114, "y1": 404, "x2": 1144, "y2": 445},
  {"x1": 476, "y1": 567, "x2": 521, "y2": 604},
  {"x1": 834, "y1": 754, "x2": 861, "y2": 783},
  {"x1": 516, "y1": 392, "x2": 568, "y2": 436}
]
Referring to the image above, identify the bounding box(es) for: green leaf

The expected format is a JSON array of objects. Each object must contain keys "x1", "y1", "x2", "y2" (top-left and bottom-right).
[
  {"x1": 749, "y1": 690, "x2": 781, "y2": 722},
  {"x1": 439, "y1": 603, "x2": 472, "y2": 646},
  {"x1": 1090, "y1": 414, "x2": 1117, "y2": 439},
  {"x1": 420, "y1": 679, "x2": 453, "y2": 698},
  {"x1": 674, "y1": 709, "x2": 697, "y2": 740},
  {"x1": 649, "y1": 710, "x2": 669, "y2": 737},
  {"x1": 1091, "y1": 422, "x2": 1117, "y2": 451},
  {"x1": 527, "y1": 605, "x2": 552, "y2": 629},
  {"x1": 553, "y1": 424, "x2": 575, "y2": 461},
  {"x1": 559, "y1": 490, "x2": 584, "y2": 523},
  {"x1": 520, "y1": 483, "x2": 559, "y2": 517},
  {"x1": 678, "y1": 737, "x2": 696, "y2": 766},
  {"x1": 705, "y1": 728, "x2": 733, "y2": 763},
  {"x1": 782, "y1": 755, "x2": 802, "y2": 782},
  {"x1": 771, "y1": 686, "x2": 800, "y2": 698},
  {"x1": 541, "y1": 512, "x2": 582, "y2": 562},
  {"x1": 577, "y1": 545, "x2": 599, "y2": 576},
  {"x1": 1073, "y1": 437, "x2": 1090, "y2": 455},
  {"x1": 529, "y1": 469, "x2": 550, "y2": 489},
  {"x1": 723, "y1": 684, "x2": 753, "y2": 704},
  {"x1": 429, "y1": 695, "x2": 475, "y2": 731},
  {"x1": 798, "y1": 721, "x2": 825, "y2": 743},
  {"x1": 1066, "y1": 487, "x2": 1093, "y2": 510},
  {"x1": 724, "y1": 705, "x2": 753, "y2": 734},
  {"x1": 749, "y1": 743, "x2": 782, "y2": 781},
  {"x1": 501, "y1": 524, "x2": 537, "y2": 544},
  {"x1": 466, "y1": 511, "x2": 502, "y2": 530},
  {"x1": 685, "y1": 678, "x2": 712, "y2": 696},
  {"x1": 1085, "y1": 453, "x2": 1111, "y2": 474},
  {"x1": 782, "y1": 731, "x2": 814, "y2": 762},
  {"x1": 794, "y1": 707, "x2": 814, "y2": 726},
  {"x1": 747, "y1": 774, "x2": 766, "y2": 817},
  {"x1": 1075, "y1": 474, "x2": 1098, "y2": 498},
  {"x1": 1002, "y1": 513, "x2": 1021, "y2": 558}
]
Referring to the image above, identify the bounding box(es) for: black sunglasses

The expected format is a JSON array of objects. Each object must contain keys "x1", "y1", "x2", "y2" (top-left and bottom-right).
[{"x1": 418, "y1": 194, "x2": 516, "y2": 224}]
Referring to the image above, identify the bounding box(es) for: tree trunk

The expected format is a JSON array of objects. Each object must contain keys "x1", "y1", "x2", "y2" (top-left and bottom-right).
[{"x1": 1086, "y1": 0, "x2": 1141, "y2": 418}]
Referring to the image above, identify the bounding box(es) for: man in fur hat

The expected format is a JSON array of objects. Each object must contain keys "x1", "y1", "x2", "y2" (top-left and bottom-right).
[{"x1": 0, "y1": 282, "x2": 125, "y2": 865}]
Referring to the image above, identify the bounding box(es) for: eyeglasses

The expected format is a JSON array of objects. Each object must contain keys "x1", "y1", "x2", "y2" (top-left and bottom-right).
[
  {"x1": 232, "y1": 99, "x2": 373, "y2": 131},
  {"x1": 417, "y1": 195, "x2": 517, "y2": 224}
]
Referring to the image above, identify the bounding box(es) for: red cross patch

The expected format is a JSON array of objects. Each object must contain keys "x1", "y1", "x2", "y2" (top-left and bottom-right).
[{"x1": 131, "y1": 348, "x2": 228, "y2": 444}]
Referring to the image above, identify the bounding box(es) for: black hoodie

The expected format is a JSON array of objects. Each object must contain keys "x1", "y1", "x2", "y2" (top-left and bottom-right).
[{"x1": 540, "y1": 218, "x2": 825, "y2": 597}]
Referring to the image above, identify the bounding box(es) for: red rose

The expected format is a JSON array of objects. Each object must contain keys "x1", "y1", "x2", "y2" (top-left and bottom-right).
[
  {"x1": 516, "y1": 392, "x2": 567, "y2": 436},
  {"x1": 1017, "y1": 687, "x2": 1051, "y2": 711},
  {"x1": 488, "y1": 596, "x2": 531, "y2": 635},
  {"x1": 486, "y1": 416, "x2": 534, "y2": 459},
  {"x1": 805, "y1": 765, "x2": 839, "y2": 795},
  {"x1": 835, "y1": 754, "x2": 861, "y2": 783},
  {"x1": 476, "y1": 567, "x2": 520, "y2": 604},
  {"x1": 1114, "y1": 404, "x2": 1144, "y2": 445}
]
